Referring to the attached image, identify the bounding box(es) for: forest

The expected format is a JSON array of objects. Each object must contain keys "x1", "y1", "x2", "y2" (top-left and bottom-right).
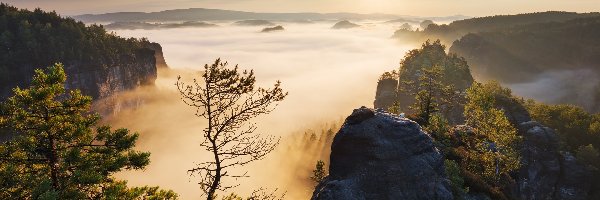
[{"x1": 0, "y1": 3, "x2": 159, "y2": 99}]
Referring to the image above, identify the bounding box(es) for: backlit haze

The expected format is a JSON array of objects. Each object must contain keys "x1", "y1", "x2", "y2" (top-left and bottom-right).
[
  {"x1": 5, "y1": 0, "x2": 600, "y2": 16},
  {"x1": 3, "y1": 0, "x2": 599, "y2": 198}
]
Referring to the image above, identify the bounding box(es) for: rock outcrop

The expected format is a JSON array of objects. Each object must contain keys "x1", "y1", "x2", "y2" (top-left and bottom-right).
[
  {"x1": 373, "y1": 78, "x2": 398, "y2": 110},
  {"x1": 311, "y1": 107, "x2": 454, "y2": 200},
  {"x1": 486, "y1": 93, "x2": 592, "y2": 199},
  {"x1": 146, "y1": 42, "x2": 169, "y2": 68},
  {"x1": 511, "y1": 121, "x2": 591, "y2": 200}
]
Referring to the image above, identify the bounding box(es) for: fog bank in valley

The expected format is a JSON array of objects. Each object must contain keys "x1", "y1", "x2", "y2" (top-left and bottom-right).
[{"x1": 105, "y1": 21, "x2": 414, "y2": 199}]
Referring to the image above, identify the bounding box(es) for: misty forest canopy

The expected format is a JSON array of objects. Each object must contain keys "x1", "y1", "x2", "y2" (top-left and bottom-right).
[
  {"x1": 392, "y1": 11, "x2": 600, "y2": 113},
  {"x1": 393, "y1": 11, "x2": 600, "y2": 43},
  {"x1": 0, "y1": 3, "x2": 159, "y2": 99},
  {"x1": 451, "y1": 16, "x2": 600, "y2": 81}
]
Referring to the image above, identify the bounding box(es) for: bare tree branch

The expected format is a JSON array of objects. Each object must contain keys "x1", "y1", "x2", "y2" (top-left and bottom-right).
[{"x1": 177, "y1": 59, "x2": 287, "y2": 199}]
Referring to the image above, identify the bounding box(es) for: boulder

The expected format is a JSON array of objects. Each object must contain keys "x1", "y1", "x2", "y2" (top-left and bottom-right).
[{"x1": 311, "y1": 107, "x2": 454, "y2": 200}]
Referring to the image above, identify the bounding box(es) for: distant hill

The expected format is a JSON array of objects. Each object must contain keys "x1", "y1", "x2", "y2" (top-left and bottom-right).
[
  {"x1": 449, "y1": 16, "x2": 600, "y2": 112},
  {"x1": 73, "y1": 8, "x2": 467, "y2": 23},
  {"x1": 234, "y1": 19, "x2": 275, "y2": 26},
  {"x1": 393, "y1": 11, "x2": 600, "y2": 43},
  {"x1": 332, "y1": 20, "x2": 360, "y2": 29},
  {"x1": 261, "y1": 25, "x2": 284, "y2": 32},
  {"x1": 104, "y1": 21, "x2": 217, "y2": 30}
]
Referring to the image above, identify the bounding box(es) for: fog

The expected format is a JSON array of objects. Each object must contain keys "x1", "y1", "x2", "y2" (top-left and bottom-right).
[
  {"x1": 508, "y1": 69, "x2": 600, "y2": 112},
  {"x1": 103, "y1": 21, "x2": 415, "y2": 199}
]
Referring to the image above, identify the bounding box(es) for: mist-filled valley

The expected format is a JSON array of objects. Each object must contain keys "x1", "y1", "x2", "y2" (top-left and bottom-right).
[
  {"x1": 2, "y1": 2, "x2": 600, "y2": 200},
  {"x1": 102, "y1": 21, "x2": 413, "y2": 199}
]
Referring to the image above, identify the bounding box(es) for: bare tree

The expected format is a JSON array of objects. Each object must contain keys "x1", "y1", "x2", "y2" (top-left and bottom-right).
[{"x1": 176, "y1": 59, "x2": 287, "y2": 200}]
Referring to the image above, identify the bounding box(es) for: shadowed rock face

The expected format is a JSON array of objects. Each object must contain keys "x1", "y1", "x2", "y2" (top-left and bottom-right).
[
  {"x1": 312, "y1": 107, "x2": 454, "y2": 200},
  {"x1": 511, "y1": 121, "x2": 591, "y2": 200},
  {"x1": 373, "y1": 78, "x2": 398, "y2": 110}
]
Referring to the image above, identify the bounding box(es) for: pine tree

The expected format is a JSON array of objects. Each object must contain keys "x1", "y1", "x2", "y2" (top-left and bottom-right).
[
  {"x1": 310, "y1": 160, "x2": 327, "y2": 185},
  {"x1": 0, "y1": 63, "x2": 176, "y2": 199},
  {"x1": 407, "y1": 65, "x2": 456, "y2": 125}
]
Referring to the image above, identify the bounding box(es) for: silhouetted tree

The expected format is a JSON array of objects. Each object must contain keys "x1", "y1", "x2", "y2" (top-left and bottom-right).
[
  {"x1": 310, "y1": 160, "x2": 327, "y2": 185},
  {"x1": 176, "y1": 59, "x2": 287, "y2": 200}
]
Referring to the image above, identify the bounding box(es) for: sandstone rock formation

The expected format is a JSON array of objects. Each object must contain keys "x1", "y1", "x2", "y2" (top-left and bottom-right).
[
  {"x1": 512, "y1": 121, "x2": 591, "y2": 200},
  {"x1": 311, "y1": 107, "x2": 454, "y2": 200},
  {"x1": 373, "y1": 78, "x2": 398, "y2": 110}
]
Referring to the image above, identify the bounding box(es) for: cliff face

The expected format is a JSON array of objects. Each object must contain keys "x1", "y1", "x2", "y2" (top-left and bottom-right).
[
  {"x1": 373, "y1": 78, "x2": 398, "y2": 110},
  {"x1": 312, "y1": 107, "x2": 454, "y2": 200},
  {"x1": 0, "y1": 5, "x2": 168, "y2": 103},
  {"x1": 513, "y1": 121, "x2": 591, "y2": 200},
  {"x1": 1, "y1": 44, "x2": 164, "y2": 102},
  {"x1": 64, "y1": 47, "x2": 158, "y2": 100},
  {"x1": 146, "y1": 42, "x2": 169, "y2": 69}
]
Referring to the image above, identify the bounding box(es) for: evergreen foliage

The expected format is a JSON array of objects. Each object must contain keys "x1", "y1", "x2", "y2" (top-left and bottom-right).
[
  {"x1": 0, "y1": 64, "x2": 176, "y2": 199},
  {"x1": 0, "y1": 3, "x2": 157, "y2": 98},
  {"x1": 310, "y1": 160, "x2": 327, "y2": 185}
]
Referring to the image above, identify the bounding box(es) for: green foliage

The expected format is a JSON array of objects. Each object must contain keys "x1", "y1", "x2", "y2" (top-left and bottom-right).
[
  {"x1": 397, "y1": 40, "x2": 473, "y2": 124},
  {"x1": 101, "y1": 181, "x2": 178, "y2": 200},
  {"x1": 387, "y1": 101, "x2": 400, "y2": 115},
  {"x1": 407, "y1": 65, "x2": 457, "y2": 125},
  {"x1": 0, "y1": 64, "x2": 175, "y2": 199},
  {"x1": 0, "y1": 3, "x2": 156, "y2": 97},
  {"x1": 445, "y1": 159, "x2": 468, "y2": 199},
  {"x1": 464, "y1": 81, "x2": 521, "y2": 184},
  {"x1": 310, "y1": 160, "x2": 327, "y2": 185},
  {"x1": 576, "y1": 144, "x2": 600, "y2": 170},
  {"x1": 378, "y1": 70, "x2": 398, "y2": 81},
  {"x1": 427, "y1": 113, "x2": 452, "y2": 150},
  {"x1": 526, "y1": 101, "x2": 600, "y2": 152}
]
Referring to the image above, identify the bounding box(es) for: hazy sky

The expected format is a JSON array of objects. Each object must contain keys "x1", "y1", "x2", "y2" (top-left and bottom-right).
[{"x1": 3, "y1": 0, "x2": 600, "y2": 17}]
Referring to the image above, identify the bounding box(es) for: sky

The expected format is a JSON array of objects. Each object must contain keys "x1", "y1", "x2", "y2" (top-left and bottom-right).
[{"x1": 3, "y1": 0, "x2": 600, "y2": 17}]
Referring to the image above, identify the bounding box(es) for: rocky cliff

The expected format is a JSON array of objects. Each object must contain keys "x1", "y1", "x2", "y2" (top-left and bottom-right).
[
  {"x1": 513, "y1": 121, "x2": 591, "y2": 200},
  {"x1": 311, "y1": 107, "x2": 454, "y2": 200},
  {"x1": 459, "y1": 86, "x2": 591, "y2": 199},
  {"x1": 1, "y1": 43, "x2": 164, "y2": 102},
  {"x1": 373, "y1": 78, "x2": 398, "y2": 110}
]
